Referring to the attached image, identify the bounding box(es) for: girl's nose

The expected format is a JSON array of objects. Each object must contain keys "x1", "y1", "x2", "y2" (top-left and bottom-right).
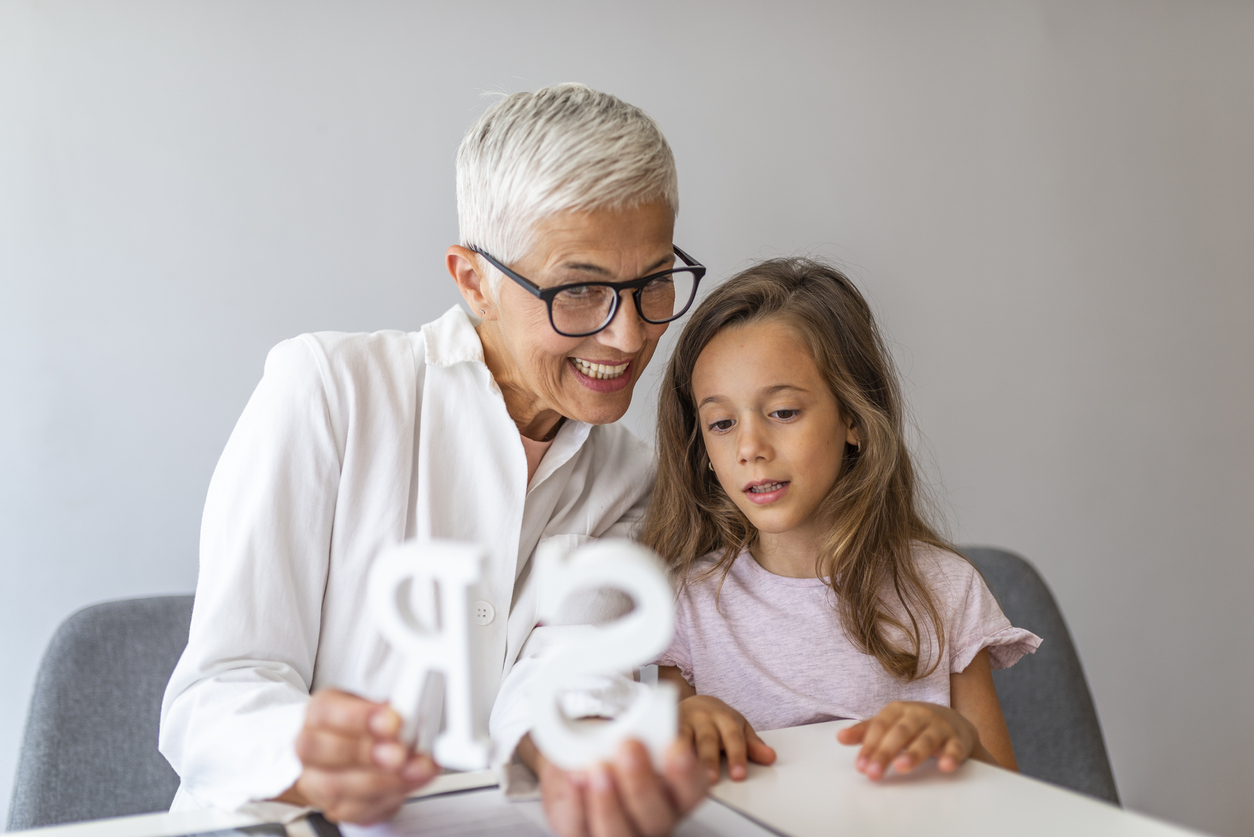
[
  {"x1": 737, "y1": 417, "x2": 772, "y2": 463},
  {"x1": 595, "y1": 291, "x2": 648, "y2": 354}
]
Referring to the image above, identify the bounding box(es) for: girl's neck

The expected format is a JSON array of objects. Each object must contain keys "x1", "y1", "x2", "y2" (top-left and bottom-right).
[{"x1": 752, "y1": 525, "x2": 825, "y2": 579}]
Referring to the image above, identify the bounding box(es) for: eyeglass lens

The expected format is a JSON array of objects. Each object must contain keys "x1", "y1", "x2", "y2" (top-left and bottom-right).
[{"x1": 550, "y1": 269, "x2": 700, "y2": 336}]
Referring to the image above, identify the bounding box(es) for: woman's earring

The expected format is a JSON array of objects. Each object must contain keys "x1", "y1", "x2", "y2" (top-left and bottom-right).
[
  {"x1": 856, "y1": 440, "x2": 862, "y2": 453},
  {"x1": 480, "y1": 308, "x2": 486, "y2": 315},
  {"x1": 708, "y1": 461, "x2": 714, "y2": 471}
]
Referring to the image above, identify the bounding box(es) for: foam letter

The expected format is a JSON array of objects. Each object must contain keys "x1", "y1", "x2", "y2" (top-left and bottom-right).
[
  {"x1": 368, "y1": 539, "x2": 490, "y2": 771},
  {"x1": 529, "y1": 539, "x2": 678, "y2": 770}
]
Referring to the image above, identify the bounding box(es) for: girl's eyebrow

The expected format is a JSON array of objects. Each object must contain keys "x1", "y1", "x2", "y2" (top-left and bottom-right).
[{"x1": 697, "y1": 384, "x2": 810, "y2": 409}]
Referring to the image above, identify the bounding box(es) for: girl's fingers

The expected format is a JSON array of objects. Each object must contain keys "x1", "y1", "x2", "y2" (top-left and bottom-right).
[
  {"x1": 713, "y1": 716, "x2": 750, "y2": 781},
  {"x1": 937, "y1": 734, "x2": 970, "y2": 772},
  {"x1": 893, "y1": 728, "x2": 944, "y2": 774},
  {"x1": 854, "y1": 706, "x2": 903, "y2": 769},
  {"x1": 836, "y1": 720, "x2": 869, "y2": 745},
  {"x1": 746, "y1": 726, "x2": 777, "y2": 766},
  {"x1": 863, "y1": 715, "x2": 926, "y2": 780},
  {"x1": 693, "y1": 725, "x2": 723, "y2": 783}
]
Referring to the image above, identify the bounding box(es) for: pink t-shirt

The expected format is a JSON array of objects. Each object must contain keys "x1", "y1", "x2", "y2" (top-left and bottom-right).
[{"x1": 655, "y1": 544, "x2": 1041, "y2": 731}]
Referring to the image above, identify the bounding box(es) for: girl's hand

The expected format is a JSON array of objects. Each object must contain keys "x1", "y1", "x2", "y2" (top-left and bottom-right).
[
  {"x1": 836, "y1": 700, "x2": 988, "y2": 780},
  {"x1": 679, "y1": 695, "x2": 777, "y2": 783}
]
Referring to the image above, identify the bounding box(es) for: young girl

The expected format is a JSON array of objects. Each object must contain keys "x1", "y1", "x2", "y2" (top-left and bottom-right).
[{"x1": 642, "y1": 258, "x2": 1040, "y2": 785}]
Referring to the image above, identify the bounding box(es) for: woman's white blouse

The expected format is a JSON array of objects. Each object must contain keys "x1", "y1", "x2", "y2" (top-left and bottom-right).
[{"x1": 159, "y1": 306, "x2": 654, "y2": 811}]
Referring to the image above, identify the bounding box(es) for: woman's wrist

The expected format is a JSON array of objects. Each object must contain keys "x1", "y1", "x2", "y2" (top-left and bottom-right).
[{"x1": 517, "y1": 732, "x2": 548, "y2": 775}]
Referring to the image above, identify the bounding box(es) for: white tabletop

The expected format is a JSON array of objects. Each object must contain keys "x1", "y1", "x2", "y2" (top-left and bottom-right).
[
  {"x1": 12, "y1": 722, "x2": 1208, "y2": 837},
  {"x1": 712, "y1": 720, "x2": 1206, "y2": 837}
]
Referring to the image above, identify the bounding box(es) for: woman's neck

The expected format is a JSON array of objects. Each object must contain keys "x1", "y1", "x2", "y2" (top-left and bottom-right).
[
  {"x1": 752, "y1": 525, "x2": 826, "y2": 579},
  {"x1": 476, "y1": 322, "x2": 565, "y2": 442}
]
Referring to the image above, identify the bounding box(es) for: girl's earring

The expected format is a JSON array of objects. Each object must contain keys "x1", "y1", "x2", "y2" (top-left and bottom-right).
[{"x1": 708, "y1": 461, "x2": 714, "y2": 471}]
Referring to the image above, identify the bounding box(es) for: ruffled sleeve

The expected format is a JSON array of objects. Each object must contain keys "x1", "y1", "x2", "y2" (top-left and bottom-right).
[{"x1": 919, "y1": 547, "x2": 1042, "y2": 675}]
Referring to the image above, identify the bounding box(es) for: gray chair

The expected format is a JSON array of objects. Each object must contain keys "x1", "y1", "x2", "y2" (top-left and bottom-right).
[
  {"x1": 6, "y1": 596, "x2": 194, "y2": 831},
  {"x1": 960, "y1": 546, "x2": 1120, "y2": 805}
]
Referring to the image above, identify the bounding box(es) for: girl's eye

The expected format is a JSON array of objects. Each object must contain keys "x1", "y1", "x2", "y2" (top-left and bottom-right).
[
  {"x1": 771, "y1": 409, "x2": 799, "y2": 420},
  {"x1": 709, "y1": 419, "x2": 734, "y2": 432}
]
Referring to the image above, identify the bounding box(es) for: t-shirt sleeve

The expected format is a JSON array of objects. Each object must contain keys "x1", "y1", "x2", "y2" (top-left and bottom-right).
[
  {"x1": 652, "y1": 589, "x2": 695, "y2": 685},
  {"x1": 933, "y1": 551, "x2": 1042, "y2": 675}
]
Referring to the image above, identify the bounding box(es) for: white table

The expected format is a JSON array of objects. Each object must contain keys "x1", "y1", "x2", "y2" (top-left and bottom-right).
[
  {"x1": 13, "y1": 721, "x2": 1208, "y2": 837},
  {"x1": 713, "y1": 720, "x2": 1206, "y2": 837}
]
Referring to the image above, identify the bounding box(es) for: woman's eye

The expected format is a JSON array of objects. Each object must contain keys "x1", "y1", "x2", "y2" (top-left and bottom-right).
[
  {"x1": 771, "y1": 409, "x2": 799, "y2": 420},
  {"x1": 709, "y1": 419, "x2": 734, "y2": 432}
]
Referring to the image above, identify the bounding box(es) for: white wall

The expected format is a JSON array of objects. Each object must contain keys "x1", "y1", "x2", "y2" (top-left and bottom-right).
[{"x1": 2, "y1": 2, "x2": 1252, "y2": 834}]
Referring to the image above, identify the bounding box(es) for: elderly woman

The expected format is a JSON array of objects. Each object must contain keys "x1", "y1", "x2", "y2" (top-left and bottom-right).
[{"x1": 159, "y1": 84, "x2": 708, "y2": 835}]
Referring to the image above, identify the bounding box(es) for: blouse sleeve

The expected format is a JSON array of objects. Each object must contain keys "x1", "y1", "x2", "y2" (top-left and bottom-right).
[
  {"x1": 159, "y1": 337, "x2": 342, "y2": 810},
  {"x1": 935, "y1": 551, "x2": 1042, "y2": 675}
]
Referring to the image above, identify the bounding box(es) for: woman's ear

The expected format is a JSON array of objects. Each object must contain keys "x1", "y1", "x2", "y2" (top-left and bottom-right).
[{"x1": 446, "y1": 246, "x2": 496, "y2": 321}]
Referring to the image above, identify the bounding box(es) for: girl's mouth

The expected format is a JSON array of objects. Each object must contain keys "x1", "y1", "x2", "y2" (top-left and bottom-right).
[{"x1": 744, "y1": 480, "x2": 790, "y2": 504}]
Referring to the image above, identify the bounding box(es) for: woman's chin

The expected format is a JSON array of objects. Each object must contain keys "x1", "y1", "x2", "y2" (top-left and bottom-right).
[{"x1": 561, "y1": 391, "x2": 633, "y2": 426}]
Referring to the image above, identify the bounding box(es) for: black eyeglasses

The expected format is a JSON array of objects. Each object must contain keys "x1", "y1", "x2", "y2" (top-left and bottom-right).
[{"x1": 471, "y1": 245, "x2": 706, "y2": 338}]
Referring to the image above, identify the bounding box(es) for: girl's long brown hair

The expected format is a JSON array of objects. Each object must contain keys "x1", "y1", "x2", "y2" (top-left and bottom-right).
[{"x1": 641, "y1": 258, "x2": 954, "y2": 681}]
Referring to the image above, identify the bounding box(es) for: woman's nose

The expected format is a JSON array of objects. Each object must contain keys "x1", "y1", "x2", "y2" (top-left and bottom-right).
[{"x1": 595, "y1": 291, "x2": 648, "y2": 353}]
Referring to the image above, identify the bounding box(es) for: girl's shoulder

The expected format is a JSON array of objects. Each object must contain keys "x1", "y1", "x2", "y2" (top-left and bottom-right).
[
  {"x1": 671, "y1": 548, "x2": 744, "y2": 594},
  {"x1": 905, "y1": 542, "x2": 985, "y2": 610}
]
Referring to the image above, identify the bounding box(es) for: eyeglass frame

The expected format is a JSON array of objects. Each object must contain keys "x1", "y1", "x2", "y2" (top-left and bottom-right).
[{"x1": 469, "y1": 245, "x2": 707, "y2": 338}]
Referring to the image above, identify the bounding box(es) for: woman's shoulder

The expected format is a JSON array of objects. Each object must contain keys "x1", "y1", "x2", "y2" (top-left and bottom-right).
[{"x1": 285, "y1": 329, "x2": 424, "y2": 373}]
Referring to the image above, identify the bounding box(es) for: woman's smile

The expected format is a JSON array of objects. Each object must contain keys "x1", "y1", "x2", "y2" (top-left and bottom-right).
[{"x1": 569, "y1": 357, "x2": 634, "y2": 392}]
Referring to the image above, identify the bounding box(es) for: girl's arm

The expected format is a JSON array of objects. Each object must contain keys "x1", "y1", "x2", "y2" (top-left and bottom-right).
[
  {"x1": 836, "y1": 648, "x2": 1018, "y2": 778},
  {"x1": 949, "y1": 647, "x2": 1017, "y2": 771}
]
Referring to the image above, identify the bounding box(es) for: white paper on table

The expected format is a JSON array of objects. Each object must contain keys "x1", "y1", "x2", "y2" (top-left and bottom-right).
[{"x1": 337, "y1": 786, "x2": 784, "y2": 837}]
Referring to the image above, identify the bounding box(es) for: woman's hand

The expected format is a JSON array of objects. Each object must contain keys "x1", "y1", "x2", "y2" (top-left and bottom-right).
[
  {"x1": 275, "y1": 688, "x2": 439, "y2": 824},
  {"x1": 678, "y1": 695, "x2": 776, "y2": 783},
  {"x1": 520, "y1": 734, "x2": 708, "y2": 837},
  {"x1": 836, "y1": 700, "x2": 992, "y2": 780}
]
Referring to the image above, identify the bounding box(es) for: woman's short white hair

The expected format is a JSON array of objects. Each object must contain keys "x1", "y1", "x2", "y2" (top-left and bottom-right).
[{"x1": 457, "y1": 83, "x2": 679, "y2": 288}]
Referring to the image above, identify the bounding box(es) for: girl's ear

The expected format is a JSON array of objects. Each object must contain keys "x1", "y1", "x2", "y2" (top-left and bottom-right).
[
  {"x1": 843, "y1": 411, "x2": 860, "y2": 448},
  {"x1": 446, "y1": 246, "x2": 496, "y2": 321}
]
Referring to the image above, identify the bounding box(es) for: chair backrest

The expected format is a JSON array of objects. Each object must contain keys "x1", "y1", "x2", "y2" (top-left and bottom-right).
[
  {"x1": 959, "y1": 546, "x2": 1119, "y2": 805},
  {"x1": 6, "y1": 596, "x2": 194, "y2": 832}
]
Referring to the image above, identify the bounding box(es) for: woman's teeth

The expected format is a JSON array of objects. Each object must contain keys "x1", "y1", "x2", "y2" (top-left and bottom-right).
[
  {"x1": 573, "y1": 358, "x2": 629, "y2": 380},
  {"x1": 749, "y1": 482, "x2": 785, "y2": 493}
]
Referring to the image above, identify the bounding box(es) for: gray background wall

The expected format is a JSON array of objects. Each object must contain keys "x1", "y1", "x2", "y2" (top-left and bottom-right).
[{"x1": 2, "y1": 1, "x2": 1251, "y2": 834}]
